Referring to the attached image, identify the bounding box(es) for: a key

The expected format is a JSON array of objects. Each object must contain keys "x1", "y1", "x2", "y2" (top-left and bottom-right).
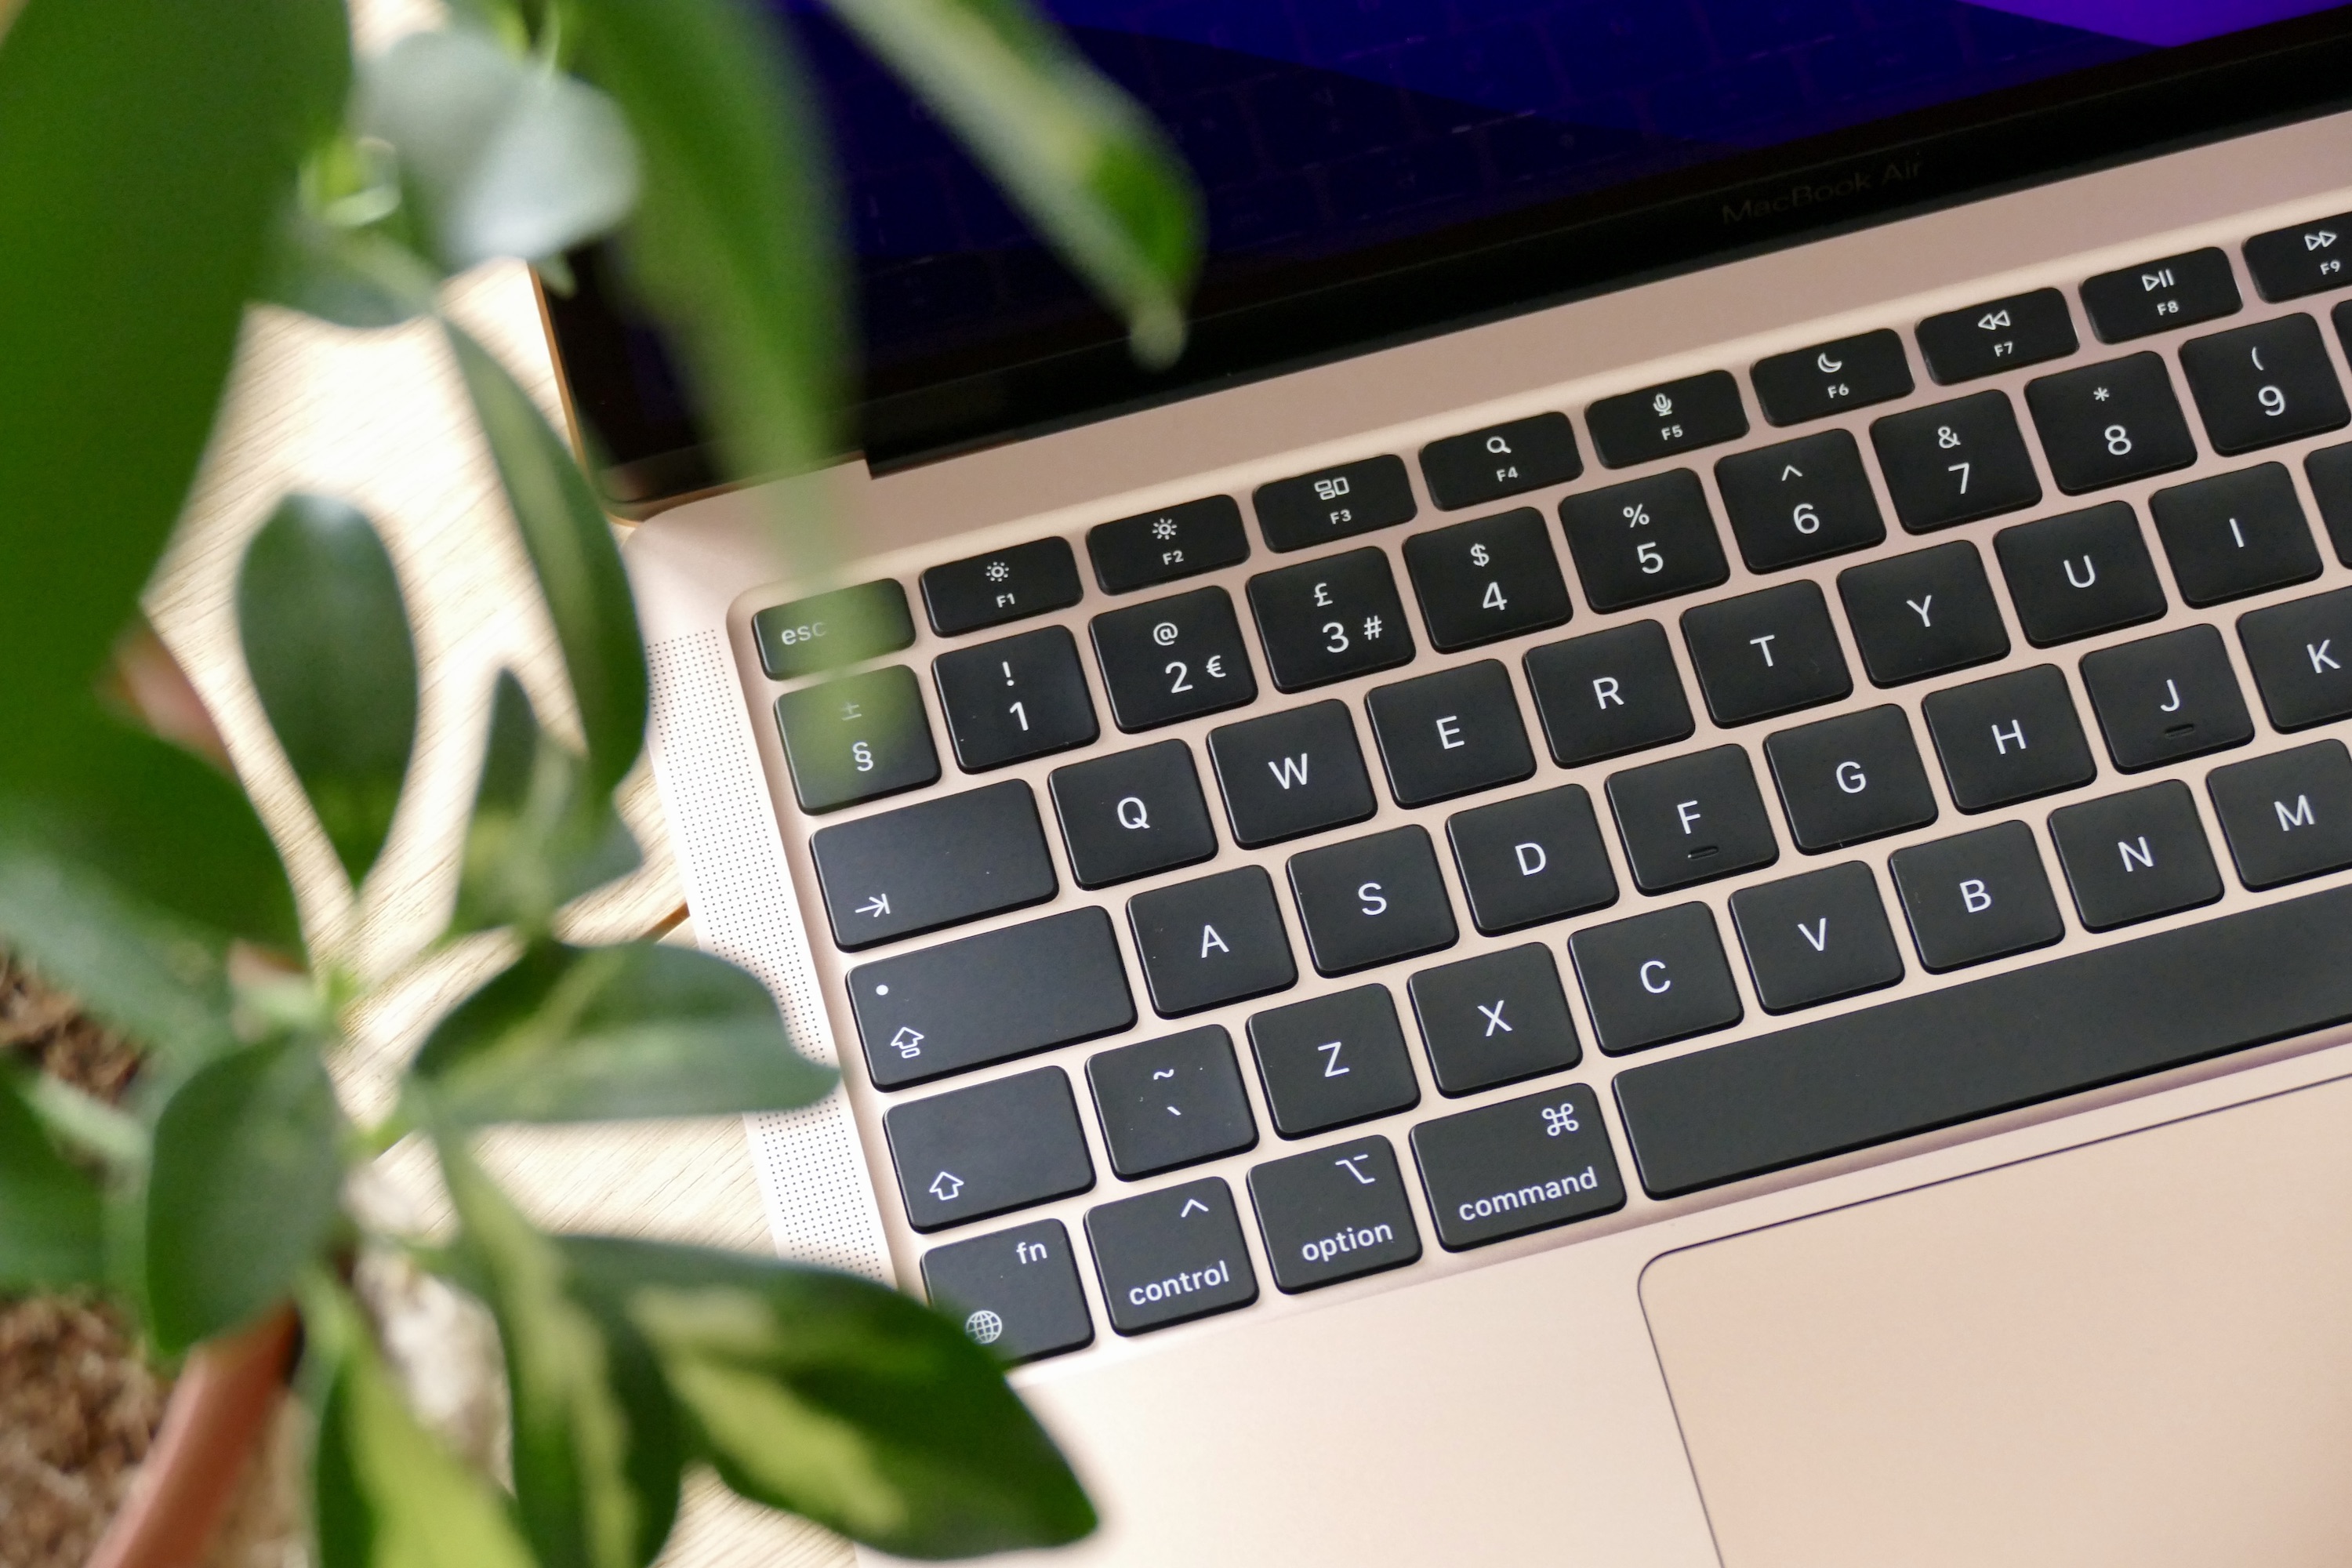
[
  {"x1": 1871, "y1": 390, "x2": 2042, "y2": 533},
  {"x1": 1087, "y1": 495, "x2": 1250, "y2": 594},
  {"x1": 2309, "y1": 441, "x2": 2352, "y2": 564},
  {"x1": 1522, "y1": 621, "x2": 1695, "y2": 766},
  {"x1": 1247, "y1": 546, "x2": 1416, "y2": 691},
  {"x1": 1587, "y1": 370, "x2": 1748, "y2": 467},
  {"x1": 1713, "y1": 430, "x2": 1886, "y2": 572},
  {"x1": 1287, "y1": 826, "x2": 1458, "y2": 976},
  {"x1": 1751, "y1": 328, "x2": 1914, "y2": 426},
  {"x1": 753, "y1": 579, "x2": 914, "y2": 680},
  {"x1": 1916, "y1": 287, "x2": 2078, "y2": 383},
  {"x1": 2178, "y1": 314, "x2": 2350, "y2": 454},
  {"x1": 884, "y1": 1066, "x2": 1094, "y2": 1232},
  {"x1": 2078, "y1": 623, "x2": 2255, "y2": 771},
  {"x1": 1837, "y1": 541, "x2": 2010, "y2": 687},
  {"x1": 1445, "y1": 783, "x2": 1618, "y2": 935},
  {"x1": 1085, "y1": 1025, "x2": 1257, "y2": 1179},
  {"x1": 1126, "y1": 866, "x2": 1297, "y2": 1016},
  {"x1": 1419, "y1": 413, "x2": 1581, "y2": 510},
  {"x1": 1764, "y1": 705, "x2": 1940, "y2": 853},
  {"x1": 1728, "y1": 861, "x2": 1906, "y2": 1014},
  {"x1": 1245, "y1": 984, "x2": 1421, "y2": 1138},
  {"x1": 1993, "y1": 501, "x2": 2168, "y2": 646},
  {"x1": 1409, "y1": 1083, "x2": 1624, "y2": 1250},
  {"x1": 1365, "y1": 659, "x2": 1535, "y2": 808},
  {"x1": 1555, "y1": 469, "x2": 1730, "y2": 611},
  {"x1": 1680, "y1": 579, "x2": 1852, "y2": 727},
  {"x1": 932, "y1": 626, "x2": 1098, "y2": 771},
  {"x1": 1888, "y1": 820, "x2": 2066, "y2": 973},
  {"x1": 773, "y1": 666, "x2": 940, "y2": 814},
  {"x1": 920, "y1": 1218, "x2": 1093, "y2": 1364},
  {"x1": 1401, "y1": 506, "x2": 1573, "y2": 651},
  {"x1": 2047, "y1": 781, "x2": 2223, "y2": 932},
  {"x1": 921, "y1": 537, "x2": 1083, "y2": 637},
  {"x1": 809, "y1": 779, "x2": 1056, "y2": 950},
  {"x1": 2238, "y1": 584, "x2": 2352, "y2": 730},
  {"x1": 1047, "y1": 740, "x2": 1218, "y2": 890},
  {"x1": 1922, "y1": 664, "x2": 2098, "y2": 812},
  {"x1": 1254, "y1": 455, "x2": 1417, "y2": 553},
  {"x1": 2207, "y1": 740, "x2": 2352, "y2": 888},
  {"x1": 2024, "y1": 354, "x2": 2198, "y2": 495},
  {"x1": 1090, "y1": 586, "x2": 1258, "y2": 731},
  {"x1": 1569, "y1": 902, "x2": 1744, "y2": 1056},
  {"x1": 1606, "y1": 744, "x2": 1780, "y2": 892},
  {"x1": 1207, "y1": 700, "x2": 1376, "y2": 848},
  {"x1": 1247, "y1": 1134, "x2": 1421, "y2": 1292},
  {"x1": 2148, "y1": 463, "x2": 2322, "y2": 607},
  {"x1": 1085, "y1": 1177, "x2": 1258, "y2": 1334},
  {"x1": 2079, "y1": 248, "x2": 2240, "y2": 342},
  {"x1": 1407, "y1": 944, "x2": 1581, "y2": 1096},
  {"x1": 2243, "y1": 212, "x2": 2352, "y2": 301}
]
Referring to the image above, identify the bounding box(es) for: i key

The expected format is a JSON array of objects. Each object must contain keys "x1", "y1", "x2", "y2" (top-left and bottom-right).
[
  {"x1": 1247, "y1": 547, "x2": 1416, "y2": 691},
  {"x1": 1871, "y1": 391, "x2": 2042, "y2": 532},
  {"x1": 932, "y1": 626, "x2": 1098, "y2": 771},
  {"x1": 2148, "y1": 464, "x2": 2323, "y2": 607},
  {"x1": 1091, "y1": 586, "x2": 1258, "y2": 731},
  {"x1": 1714, "y1": 430, "x2": 1886, "y2": 572}
]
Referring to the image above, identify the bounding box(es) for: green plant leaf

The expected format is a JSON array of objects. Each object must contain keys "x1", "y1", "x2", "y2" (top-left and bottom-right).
[
  {"x1": 0, "y1": 1072, "x2": 107, "y2": 1292},
  {"x1": 145, "y1": 1035, "x2": 345, "y2": 1354},
  {"x1": 445, "y1": 328, "x2": 647, "y2": 794},
  {"x1": 564, "y1": 1236, "x2": 1096, "y2": 1559},
  {"x1": 263, "y1": 212, "x2": 442, "y2": 330},
  {"x1": 238, "y1": 495, "x2": 420, "y2": 886},
  {"x1": 412, "y1": 939, "x2": 833, "y2": 1125},
  {"x1": 452, "y1": 673, "x2": 641, "y2": 937}
]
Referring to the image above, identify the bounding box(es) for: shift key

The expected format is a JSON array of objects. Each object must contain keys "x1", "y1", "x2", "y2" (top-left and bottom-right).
[{"x1": 1409, "y1": 1083, "x2": 1626, "y2": 1250}]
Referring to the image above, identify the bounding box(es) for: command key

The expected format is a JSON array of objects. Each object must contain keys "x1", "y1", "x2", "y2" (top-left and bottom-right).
[{"x1": 1409, "y1": 1083, "x2": 1626, "y2": 1250}]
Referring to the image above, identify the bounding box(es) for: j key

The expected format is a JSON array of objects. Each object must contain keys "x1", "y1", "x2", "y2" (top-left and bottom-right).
[
  {"x1": 2207, "y1": 740, "x2": 2352, "y2": 888},
  {"x1": 1587, "y1": 370, "x2": 1748, "y2": 468},
  {"x1": 1087, "y1": 495, "x2": 1250, "y2": 594},
  {"x1": 932, "y1": 626, "x2": 1097, "y2": 771},
  {"x1": 1557, "y1": 469, "x2": 1730, "y2": 612},
  {"x1": 1764, "y1": 705, "x2": 1939, "y2": 852},
  {"x1": 2148, "y1": 463, "x2": 2321, "y2": 607},
  {"x1": 1085, "y1": 1177, "x2": 1258, "y2": 1334},
  {"x1": 1837, "y1": 541, "x2": 2010, "y2": 687},
  {"x1": 753, "y1": 579, "x2": 914, "y2": 681},
  {"x1": 920, "y1": 1219, "x2": 1093, "y2": 1364},
  {"x1": 810, "y1": 780, "x2": 1056, "y2": 949},
  {"x1": 2079, "y1": 624, "x2": 2255, "y2": 771},
  {"x1": 1401, "y1": 506, "x2": 1573, "y2": 651},
  {"x1": 1871, "y1": 391, "x2": 2042, "y2": 533},
  {"x1": 1445, "y1": 782, "x2": 1619, "y2": 935},
  {"x1": 885, "y1": 1067, "x2": 1094, "y2": 1232},
  {"x1": 2179, "y1": 314, "x2": 2349, "y2": 455},
  {"x1": 1366, "y1": 660, "x2": 1536, "y2": 808},
  {"x1": 1086, "y1": 1025, "x2": 1257, "y2": 1179},
  {"x1": 1287, "y1": 826, "x2": 1459, "y2": 976},
  {"x1": 2308, "y1": 442, "x2": 2352, "y2": 564},
  {"x1": 1248, "y1": 1135, "x2": 1421, "y2": 1292},
  {"x1": 1247, "y1": 985, "x2": 1421, "y2": 1138},
  {"x1": 2079, "y1": 248, "x2": 2239, "y2": 343},
  {"x1": 1714, "y1": 430, "x2": 1886, "y2": 572},
  {"x1": 1247, "y1": 547, "x2": 1415, "y2": 691},
  {"x1": 1916, "y1": 288, "x2": 2078, "y2": 383},
  {"x1": 1091, "y1": 586, "x2": 1257, "y2": 731},
  {"x1": 774, "y1": 666, "x2": 939, "y2": 814},
  {"x1": 1419, "y1": 412, "x2": 1582, "y2": 510},
  {"x1": 1606, "y1": 744, "x2": 1780, "y2": 893},
  {"x1": 1048, "y1": 740, "x2": 1218, "y2": 889},
  {"x1": 1408, "y1": 943, "x2": 1581, "y2": 1095},
  {"x1": 1751, "y1": 328, "x2": 1914, "y2": 426},
  {"x1": 922, "y1": 538, "x2": 1083, "y2": 637},
  {"x1": 1570, "y1": 902, "x2": 1744, "y2": 1056},
  {"x1": 2047, "y1": 781, "x2": 2222, "y2": 932},
  {"x1": 1523, "y1": 621, "x2": 1695, "y2": 766},
  {"x1": 1922, "y1": 664, "x2": 2099, "y2": 812},
  {"x1": 1680, "y1": 580, "x2": 1852, "y2": 727},
  {"x1": 1255, "y1": 455, "x2": 1417, "y2": 553},
  {"x1": 1888, "y1": 820, "x2": 2065, "y2": 972},
  {"x1": 1127, "y1": 866, "x2": 1297, "y2": 1016},
  {"x1": 1410, "y1": 1083, "x2": 1624, "y2": 1250},
  {"x1": 1993, "y1": 502, "x2": 2168, "y2": 647},
  {"x1": 1729, "y1": 862, "x2": 1906, "y2": 1014},
  {"x1": 1208, "y1": 700, "x2": 1376, "y2": 848},
  {"x1": 2243, "y1": 212, "x2": 2352, "y2": 301},
  {"x1": 2238, "y1": 584, "x2": 2352, "y2": 730},
  {"x1": 850, "y1": 907, "x2": 1134, "y2": 1089},
  {"x1": 2024, "y1": 354, "x2": 2198, "y2": 495}
]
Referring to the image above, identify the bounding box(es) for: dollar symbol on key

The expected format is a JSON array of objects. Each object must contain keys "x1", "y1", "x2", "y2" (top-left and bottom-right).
[{"x1": 1470, "y1": 543, "x2": 1490, "y2": 566}]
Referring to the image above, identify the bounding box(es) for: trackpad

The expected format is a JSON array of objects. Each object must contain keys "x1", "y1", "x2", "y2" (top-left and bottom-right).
[{"x1": 1642, "y1": 1073, "x2": 2352, "y2": 1568}]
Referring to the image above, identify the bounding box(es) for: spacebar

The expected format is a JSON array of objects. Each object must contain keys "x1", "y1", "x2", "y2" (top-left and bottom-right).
[{"x1": 1613, "y1": 884, "x2": 2352, "y2": 1199}]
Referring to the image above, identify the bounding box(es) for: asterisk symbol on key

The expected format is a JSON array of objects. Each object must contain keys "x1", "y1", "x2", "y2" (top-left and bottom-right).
[{"x1": 2092, "y1": 386, "x2": 2111, "y2": 401}]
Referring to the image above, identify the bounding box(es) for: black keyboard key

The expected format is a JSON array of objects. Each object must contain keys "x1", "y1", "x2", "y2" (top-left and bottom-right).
[
  {"x1": 1086, "y1": 1026, "x2": 1256, "y2": 1179},
  {"x1": 1838, "y1": 541, "x2": 2010, "y2": 687},
  {"x1": 1367, "y1": 660, "x2": 1536, "y2": 808},
  {"x1": 920, "y1": 1219, "x2": 1092, "y2": 1364},
  {"x1": 1091, "y1": 586, "x2": 1257, "y2": 731},
  {"x1": 1587, "y1": 370, "x2": 1748, "y2": 467},
  {"x1": 2180, "y1": 314, "x2": 2349, "y2": 455},
  {"x1": 2080, "y1": 624, "x2": 2255, "y2": 771},
  {"x1": 2308, "y1": 442, "x2": 2352, "y2": 565},
  {"x1": 1916, "y1": 288, "x2": 2077, "y2": 383},
  {"x1": 2209, "y1": 740, "x2": 2352, "y2": 888},
  {"x1": 1765, "y1": 705, "x2": 1939, "y2": 852},
  {"x1": 1606, "y1": 744, "x2": 1780, "y2": 893},
  {"x1": 851, "y1": 908, "x2": 1134, "y2": 1089},
  {"x1": 774, "y1": 666, "x2": 939, "y2": 814},
  {"x1": 1248, "y1": 1135, "x2": 1421, "y2": 1292},
  {"x1": 2244, "y1": 212, "x2": 2352, "y2": 301},
  {"x1": 1729, "y1": 862, "x2": 1905, "y2": 1014},
  {"x1": 1922, "y1": 664, "x2": 2099, "y2": 812},
  {"x1": 809, "y1": 780, "x2": 1055, "y2": 950},
  {"x1": 1247, "y1": 985, "x2": 1421, "y2": 1138},
  {"x1": 1048, "y1": 740, "x2": 1218, "y2": 890},
  {"x1": 753, "y1": 579, "x2": 914, "y2": 680},
  {"x1": 2080, "y1": 248, "x2": 2239, "y2": 343},
  {"x1": 1401, "y1": 507, "x2": 1573, "y2": 651},
  {"x1": 1523, "y1": 621, "x2": 1695, "y2": 767},
  {"x1": 1410, "y1": 1083, "x2": 1624, "y2": 1250},
  {"x1": 1127, "y1": 866, "x2": 1297, "y2": 1017},
  {"x1": 884, "y1": 1067, "x2": 1094, "y2": 1232},
  {"x1": 921, "y1": 538, "x2": 1082, "y2": 637},
  {"x1": 1888, "y1": 821, "x2": 2064, "y2": 972},
  {"x1": 1408, "y1": 943, "x2": 1581, "y2": 1096},
  {"x1": 1871, "y1": 391, "x2": 2042, "y2": 532},
  {"x1": 1557, "y1": 469, "x2": 1730, "y2": 611},
  {"x1": 1993, "y1": 502, "x2": 2168, "y2": 646},
  {"x1": 1247, "y1": 547, "x2": 1415, "y2": 691},
  {"x1": 1208, "y1": 700, "x2": 1376, "y2": 848},
  {"x1": 2024, "y1": 353, "x2": 2198, "y2": 495},
  {"x1": 1570, "y1": 902, "x2": 1742, "y2": 1055},
  {"x1": 2149, "y1": 463, "x2": 2322, "y2": 607},
  {"x1": 1420, "y1": 413, "x2": 1582, "y2": 510},
  {"x1": 1714, "y1": 430, "x2": 1886, "y2": 572},
  {"x1": 1087, "y1": 495, "x2": 1249, "y2": 594},
  {"x1": 932, "y1": 626, "x2": 1097, "y2": 771},
  {"x1": 2239, "y1": 585, "x2": 2352, "y2": 730},
  {"x1": 1255, "y1": 455, "x2": 1417, "y2": 552},
  {"x1": 1086, "y1": 1178, "x2": 1258, "y2": 1334},
  {"x1": 1446, "y1": 783, "x2": 1618, "y2": 935},
  {"x1": 1751, "y1": 328, "x2": 1914, "y2": 426},
  {"x1": 1680, "y1": 580, "x2": 1852, "y2": 727},
  {"x1": 1287, "y1": 826, "x2": 1458, "y2": 976},
  {"x1": 2047, "y1": 781, "x2": 2222, "y2": 932}
]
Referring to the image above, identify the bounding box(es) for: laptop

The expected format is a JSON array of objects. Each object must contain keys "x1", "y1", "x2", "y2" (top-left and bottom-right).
[{"x1": 546, "y1": 5, "x2": 2352, "y2": 1562}]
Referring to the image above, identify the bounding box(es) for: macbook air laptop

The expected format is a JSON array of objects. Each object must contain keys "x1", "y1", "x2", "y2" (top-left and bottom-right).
[{"x1": 547, "y1": 5, "x2": 2352, "y2": 1562}]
